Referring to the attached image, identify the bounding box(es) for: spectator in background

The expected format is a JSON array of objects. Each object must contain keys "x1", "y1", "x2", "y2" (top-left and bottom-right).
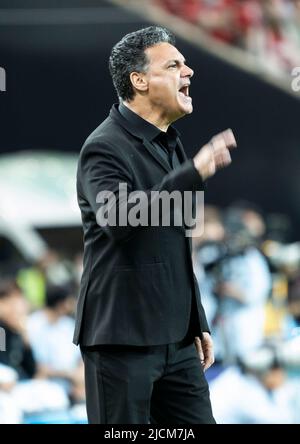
[
  {"x1": 212, "y1": 207, "x2": 272, "y2": 362},
  {"x1": 196, "y1": 0, "x2": 238, "y2": 44},
  {"x1": 0, "y1": 364, "x2": 22, "y2": 424},
  {"x1": 235, "y1": 0, "x2": 264, "y2": 48},
  {"x1": 194, "y1": 205, "x2": 272, "y2": 364},
  {"x1": 27, "y1": 284, "x2": 85, "y2": 404},
  {"x1": 0, "y1": 280, "x2": 36, "y2": 379},
  {"x1": 232, "y1": 200, "x2": 266, "y2": 242},
  {"x1": 259, "y1": 0, "x2": 300, "y2": 74},
  {"x1": 0, "y1": 280, "x2": 71, "y2": 420},
  {"x1": 210, "y1": 344, "x2": 300, "y2": 423},
  {"x1": 17, "y1": 249, "x2": 73, "y2": 310},
  {"x1": 284, "y1": 275, "x2": 300, "y2": 337},
  {"x1": 193, "y1": 206, "x2": 226, "y2": 329}
]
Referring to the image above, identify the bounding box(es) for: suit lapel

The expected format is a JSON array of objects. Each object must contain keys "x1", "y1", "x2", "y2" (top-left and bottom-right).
[
  {"x1": 142, "y1": 138, "x2": 171, "y2": 173},
  {"x1": 110, "y1": 104, "x2": 172, "y2": 174}
]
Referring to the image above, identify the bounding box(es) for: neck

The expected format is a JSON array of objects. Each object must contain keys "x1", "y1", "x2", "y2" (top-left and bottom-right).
[{"x1": 123, "y1": 100, "x2": 171, "y2": 132}]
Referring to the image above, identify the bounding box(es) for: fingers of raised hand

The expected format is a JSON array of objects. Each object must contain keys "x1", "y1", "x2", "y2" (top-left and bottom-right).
[
  {"x1": 222, "y1": 128, "x2": 237, "y2": 150},
  {"x1": 211, "y1": 128, "x2": 237, "y2": 152},
  {"x1": 215, "y1": 147, "x2": 232, "y2": 168}
]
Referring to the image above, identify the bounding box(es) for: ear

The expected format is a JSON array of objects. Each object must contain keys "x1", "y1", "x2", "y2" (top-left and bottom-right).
[{"x1": 129, "y1": 71, "x2": 148, "y2": 93}]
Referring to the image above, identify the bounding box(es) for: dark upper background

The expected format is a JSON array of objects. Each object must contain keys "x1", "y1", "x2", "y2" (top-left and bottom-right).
[{"x1": 0, "y1": 0, "x2": 300, "y2": 238}]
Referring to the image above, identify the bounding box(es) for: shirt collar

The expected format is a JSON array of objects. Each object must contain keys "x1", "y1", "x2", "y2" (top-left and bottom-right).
[{"x1": 118, "y1": 102, "x2": 180, "y2": 145}]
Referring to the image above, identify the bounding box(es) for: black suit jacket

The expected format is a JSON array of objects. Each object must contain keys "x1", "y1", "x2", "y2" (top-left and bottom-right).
[{"x1": 73, "y1": 104, "x2": 209, "y2": 346}]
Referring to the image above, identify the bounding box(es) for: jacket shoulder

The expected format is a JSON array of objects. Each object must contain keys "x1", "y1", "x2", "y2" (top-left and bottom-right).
[
  {"x1": 80, "y1": 114, "x2": 132, "y2": 158},
  {"x1": 83, "y1": 116, "x2": 116, "y2": 148},
  {"x1": 77, "y1": 114, "x2": 134, "y2": 191}
]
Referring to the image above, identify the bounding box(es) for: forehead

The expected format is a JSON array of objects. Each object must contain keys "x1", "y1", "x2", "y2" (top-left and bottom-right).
[{"x1": 145, "y1": 42, "x2": 185, "y2": 65}]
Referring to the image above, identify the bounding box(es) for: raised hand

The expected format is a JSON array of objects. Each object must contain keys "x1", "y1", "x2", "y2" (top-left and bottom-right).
[{"x1": 193, "y1": 128, "x2": 237, "y2": 181}]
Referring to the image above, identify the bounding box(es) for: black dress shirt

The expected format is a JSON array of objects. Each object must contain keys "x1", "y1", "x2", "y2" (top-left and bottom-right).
[{"x1": 119, "y1": 103, "x2": 180, "y2": 169}]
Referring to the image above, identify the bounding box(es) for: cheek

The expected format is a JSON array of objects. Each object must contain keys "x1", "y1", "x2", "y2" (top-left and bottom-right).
[{"x1": 149, "y1": 76, "x2": 177, "y2": 101}]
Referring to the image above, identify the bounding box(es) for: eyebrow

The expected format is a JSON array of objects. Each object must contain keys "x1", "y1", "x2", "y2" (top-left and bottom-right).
[{"x1": 164, "y1": 58, "x2": 186, "y2": 67}]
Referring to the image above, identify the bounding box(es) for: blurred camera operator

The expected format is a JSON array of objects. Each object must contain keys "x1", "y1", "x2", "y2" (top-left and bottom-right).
[{"x1": 194, "y1": 205, "x2": 272, "y2": 363}]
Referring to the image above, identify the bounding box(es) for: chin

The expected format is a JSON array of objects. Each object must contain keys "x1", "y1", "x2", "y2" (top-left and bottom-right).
[
  {"x1": 177, "y1": 98, "x2": 193, "y2": 116},
  {"x1": 179, "y1": 104, "x2": 193, "y2": 116},
  {"x1": 185, "y1": 104, "x2": 193, "y2": 114}
]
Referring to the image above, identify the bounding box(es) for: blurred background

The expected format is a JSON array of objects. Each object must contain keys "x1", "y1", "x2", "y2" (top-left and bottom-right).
[{"x1": 0, "y1": 0, "x2": 300, "y2": 424}]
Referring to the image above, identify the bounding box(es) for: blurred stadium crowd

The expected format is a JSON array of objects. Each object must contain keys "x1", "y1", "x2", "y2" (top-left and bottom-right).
[
  {"x1": 193, "y1": 201, "x2": 300, "y2": 423},
  {"x1": 156, "y1": 0, "x2": 300, "y2": 76},
  {"x1": 0, "y1": 200, "x2": 300, "y2": 423},
  {"x1": 0, "y1": 252, "x2": 86, "y2": 424}
]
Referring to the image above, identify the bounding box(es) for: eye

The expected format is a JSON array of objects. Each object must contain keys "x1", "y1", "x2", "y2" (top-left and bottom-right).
[{"x1": 168, "y1": 64, "x2": 177, "y2": 69}]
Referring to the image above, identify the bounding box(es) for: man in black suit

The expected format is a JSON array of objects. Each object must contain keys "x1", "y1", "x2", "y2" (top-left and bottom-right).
[{"x1": 75, "y1": 26, "x2": 236, "y2": 424}]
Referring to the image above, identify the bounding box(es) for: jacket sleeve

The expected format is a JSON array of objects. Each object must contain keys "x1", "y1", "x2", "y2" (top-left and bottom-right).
[
  {"x1": 78, "y1": 139, "x2": 205, "y2": 243},
  {"x1": 193, "y1": 272, "x2": 211, "y2": 334}
]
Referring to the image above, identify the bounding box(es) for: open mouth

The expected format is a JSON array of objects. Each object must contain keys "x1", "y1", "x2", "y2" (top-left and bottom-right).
[{"x1": 178, "y1": 85, "x2": 191, "y2": 101}]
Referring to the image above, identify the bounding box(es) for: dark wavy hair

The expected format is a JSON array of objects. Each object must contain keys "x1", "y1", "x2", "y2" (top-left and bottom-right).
[{"x1": 109, "y1": 26, "x2": 175, "y2": 102}]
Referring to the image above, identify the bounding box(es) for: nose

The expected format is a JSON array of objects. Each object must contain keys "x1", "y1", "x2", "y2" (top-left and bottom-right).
[{"x1": 182, "y1": 64, "x2": 194, "y2": 79}]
